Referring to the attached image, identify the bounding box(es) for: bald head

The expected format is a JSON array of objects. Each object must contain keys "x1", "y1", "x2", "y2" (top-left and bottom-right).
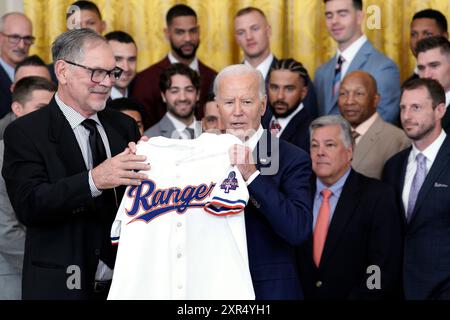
[
  {"x1": 338, "y1": 71, "x2": 380, "y2": 127},
  {"x1": 0, "y1": 13, "x2": 33, "y2": 67}
]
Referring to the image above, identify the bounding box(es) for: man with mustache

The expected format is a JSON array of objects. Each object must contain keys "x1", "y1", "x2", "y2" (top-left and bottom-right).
[
  {"x1": 0, "y1": 12, "x2": 34, "y2": 119},
  {"x1": 2, "y1": 29, "x2": 148, "y2": 299},
  {"x1": 338, "y1": 71, "x2": 410, "y2": 179},
  {"x1": 315, "y1": 0, "x2": 400, "y2": 124},
  {"x1": 105, "y1": 31, "x2": 138, "y2": 100},
  {"x1": 264, "y1": 58, "x2": 313, "y2": 152},
  {"x1": 383, "y1": 78, "x2": 450, "y2": 299},
  {"x1": 144, "y1": 63, "x2": 201, "y2": 140},
  {"x1": 132, "y1": 4, "x2": 216, "y2": 130}
]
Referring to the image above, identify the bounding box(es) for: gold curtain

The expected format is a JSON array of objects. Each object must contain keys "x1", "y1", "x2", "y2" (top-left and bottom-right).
[{"x1": 24, "y1": 0, "x2": 450, "y2": 82}]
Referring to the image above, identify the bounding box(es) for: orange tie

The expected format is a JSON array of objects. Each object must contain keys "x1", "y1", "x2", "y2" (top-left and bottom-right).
[{"x1": 313, "y1": 189, "x2": 332, "y2": 267}]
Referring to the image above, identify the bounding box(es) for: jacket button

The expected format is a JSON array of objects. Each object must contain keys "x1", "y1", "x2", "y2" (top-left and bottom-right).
[
  {"x1": 316, "y1": 281, "x2": 323, "y2": 288},
  {"x1": 95, "y1": 249, "x2": 100, "y2": 255}
]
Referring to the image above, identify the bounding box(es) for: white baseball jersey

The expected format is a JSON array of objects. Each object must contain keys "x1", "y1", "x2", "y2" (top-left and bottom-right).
[{"x1": 108, "y1": 133, "x2": 255, "y2": 300}]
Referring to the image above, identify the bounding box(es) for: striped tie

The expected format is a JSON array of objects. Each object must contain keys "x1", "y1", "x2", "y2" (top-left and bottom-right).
[{"x1": 333, "y1": 55, "x2": 345, "y2": 97}]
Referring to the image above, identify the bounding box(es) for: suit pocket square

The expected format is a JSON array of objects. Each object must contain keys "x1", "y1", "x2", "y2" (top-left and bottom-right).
[{"x1": 434, "y1": 182, "x2": 448, "y2": 188}]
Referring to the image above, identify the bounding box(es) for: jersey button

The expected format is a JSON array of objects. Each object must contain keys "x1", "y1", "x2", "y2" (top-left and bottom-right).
[
  {"x1": 177, "y1": 253, "x2": 182, "y2": 258},
  {"x1": 177, "y1": 222, "x2": 182, "y2": 228},
  {"x1": 177, "y1": 283, "x2": 183, "y2": 289},
  {"x1": 316, "y1": 281, "x2": 323, "y2": 288}
]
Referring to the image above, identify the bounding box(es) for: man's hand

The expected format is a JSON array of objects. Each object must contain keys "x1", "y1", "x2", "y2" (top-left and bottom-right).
[
  {"x1": 128, "y1": 135, "x2": 150, "y2": 154},
  {"x1": 91, "y1": 147, "x2": 150, "y2": 189},
  {"x1": 229, "y1": 144, "x2": 257, "y2": 181}
]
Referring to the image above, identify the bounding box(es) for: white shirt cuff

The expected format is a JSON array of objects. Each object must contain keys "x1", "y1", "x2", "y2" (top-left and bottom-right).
[
  {"x1": 246, "y1": 170, "x2": 260, "y2": 186},
  {"x1": 89, "y1": 170, "x2": 102, "y2": 197}
]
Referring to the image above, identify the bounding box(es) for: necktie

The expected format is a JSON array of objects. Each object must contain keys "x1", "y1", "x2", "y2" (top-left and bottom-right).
[
  {"x1": 406, "y1": 153, "x2": 428, "y2": 222},
  {"x1": 313, "y1": 189, "x2": 332, "y2": 267},
  {"x1": 81, "y1": 119, "x2": 107, "y2": 168},
  {"x1": 351, "y1": 130, "x2": 361, "y2": 142},
  {"x1": 333, "y1": 55, "x2": 345, "y2": 97},
  {"x1": 185, "y1": 127, "x2": 195, "y2": 139},
  {"x1": 270, "y1": 119, "x2": 282, "y2": 136}
]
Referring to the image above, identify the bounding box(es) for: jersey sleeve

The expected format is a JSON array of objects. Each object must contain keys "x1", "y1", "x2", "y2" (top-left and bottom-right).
[{"x1": 204, "y1": 166, "x2": 249, "y2": 216}]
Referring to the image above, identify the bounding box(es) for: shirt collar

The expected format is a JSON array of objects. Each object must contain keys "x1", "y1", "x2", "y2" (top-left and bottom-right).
[
  {"x1": 315, "y1": 167, "x2": 351, "y2": 199},
  {"x1": 243, "y1": 125, "x2": 264, "y2": 151},
  {"x1": 353, "y1": 112, "x2": 378, "y2": 137},
  {"x1": 166, "y1": 111, "x2": 195, "y2": 130},
  {"x1": 168, "y1": 52, "x2": 199, "y2": 72},
  {"x1": 0, "y1": 57, "x2": 15, "y2": 82},
  {"x1": 55, "y1": 93, "x2": 101, "y2": 128},
  {"x1": 271, "y1": 102, "x2": 304, "y2": 136},
  {"x1": 445, "y1": 91, "x2": 450, "y2": 107},
  {"x1": 411, "y1": 129, "x2": 447, "y2": 164},
  {"x1": 337, "y1": 35, "x2": 367, "y2": 65},
  {"x1": 110, "y1": 86, "x2": 128, "y2": 100},
  {"x1": 244, "y1": 53, "x2": 274, "y2": 79}
]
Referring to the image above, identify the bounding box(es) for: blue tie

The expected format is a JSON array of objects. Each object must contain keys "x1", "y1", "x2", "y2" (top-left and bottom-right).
[{"x1": 406, "y1": 153, "x2": 427, "y2": 222}]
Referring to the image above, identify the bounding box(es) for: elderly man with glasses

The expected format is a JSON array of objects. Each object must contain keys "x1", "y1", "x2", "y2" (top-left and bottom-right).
[
  {"x1": 2, "y1": 28, "x2": 148, "y2": 300},
  {"x1": 0, "y1": 12, "x2": 34, "y2": 119}
]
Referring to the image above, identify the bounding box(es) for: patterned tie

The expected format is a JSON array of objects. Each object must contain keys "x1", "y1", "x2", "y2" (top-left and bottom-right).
[
  {"x1": 406, "y1": 153, "x2": 428, "y2": 222},
  {"x1": 81, "y1": 119, "x2": 107, "y2": 168},
  {"x1": 313, "y1": 189, "x2": 333, "y2": 267},
  {"x1": 270, "y1": 119, "x2": 282, "y2": 136},
  {"x1": 333, "y1": 55, "x2": 345, "y2": 97}
]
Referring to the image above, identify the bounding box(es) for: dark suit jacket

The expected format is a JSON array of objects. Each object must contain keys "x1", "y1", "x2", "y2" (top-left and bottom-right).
[
  {"x1": 0, "y1": 64, "x2": 13, "y2": 119},
  {"x1": 298, "y1": 170, "x2": 403, "y2": 299},
  {"x1": 442, "y1": 106, "x2": 450, "y2": 134},
  {"x1": 262, "y1": 56, "x2": 318, "y2": 128},
  {"x1": 383, "y1": 135, "x2": 450, "y2": 299},
  {"x1": 245, "y1": 131, "x2": 312, "y2": 299},
  {"x1": 262, "y1": 107, "x2": 312, "y2": 153},
  {"x1": 131, "y1": 56, "x2": 217, "y2": 129},
  {"x1": 1, "y1": 97, "x2": 140, "y2": 299}
]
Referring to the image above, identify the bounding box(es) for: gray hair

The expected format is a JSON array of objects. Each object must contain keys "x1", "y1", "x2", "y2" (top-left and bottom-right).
[
  {"x1": 0, "y1": 12, "x2": 31, "y2": 32},
  {"x1": 309, "y1": 115, "x2": 354, "y2": 149},
  {"x1": 213, "y1": 64, "x2": 266, "y2": 99},
  {"x1": 52, "y1": 28, "x2": 106, "y2": 63}
]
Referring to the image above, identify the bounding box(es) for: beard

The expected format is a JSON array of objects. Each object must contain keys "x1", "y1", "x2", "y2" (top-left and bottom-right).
[
  {"x1": 167, "y1": 100, "x2": 197, "y2": 119},
  {"x1": 269, "y1": 97, "x2": 303, "y2": 119},
  {"x1": 170, "y1": 41, "x2": 199, "y2": 60}
]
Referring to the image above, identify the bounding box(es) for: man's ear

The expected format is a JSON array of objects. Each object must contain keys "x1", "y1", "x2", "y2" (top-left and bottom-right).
[
  {"x1": 164, "y1": 27, "x2": 170, "y2": 42},
  {"x1": 55, "y1": 60, "x2": 68, "y2": 85},
  {"x1": 100, "y1": 20, "x2": 107, "y2": 34},
  {"x1": 161, "y1": 91, "x2": 167, "y2": 103},
  {"x1": 11, "y1": 101, "x2": 23, "y2": 117}
]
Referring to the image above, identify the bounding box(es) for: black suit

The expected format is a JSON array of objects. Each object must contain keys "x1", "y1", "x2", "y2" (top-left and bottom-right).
[
  {"x1": 0, "y1": 64, "x2": 12, "y2": 119},
  {"x1": 262, "y1": 57, "x2": 318, "y2": 128},
  {"x1": 298, "y1": 170, "x2": 403, "y2": 299},
  {"x1": 262, "y1": 107, "x2": 312, "y2": 153},
  {"x1": 383, "y1": 135, "x2": 450, "y2": 299},
  {"x1": 442, "y1": 106, "x2": 450, "y2": 134},
  {"x1": 2, "y1": 97, "x2": 140, "y2": 299}
]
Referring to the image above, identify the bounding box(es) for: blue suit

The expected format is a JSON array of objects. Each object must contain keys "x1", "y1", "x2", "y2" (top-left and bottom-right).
[
  {"x1": 383, "y1": 135, "x2": 450, "y2": 299},
  {"x1": 314, "y1": 40, "x2": 400, "y2": 124},
  {"x1": 0, "y1": 64, "x2": 12, "y2": 119},
  {"x1": 246, "y1": 131, "x2": 312, "y2": 299}
]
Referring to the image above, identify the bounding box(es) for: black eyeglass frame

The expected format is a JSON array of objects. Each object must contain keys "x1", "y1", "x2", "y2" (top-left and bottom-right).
[
  {"x1": 63, "y1": 60, "x2": 123, "y2": 84},
  {"x1": 0, "y1": 32, "x2": 35, "y2": 45}
]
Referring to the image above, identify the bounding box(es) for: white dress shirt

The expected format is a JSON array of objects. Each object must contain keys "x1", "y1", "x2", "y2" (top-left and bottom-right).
[
  {"x1": 166, "y1": 111, "x2": 202, "y2": 139},
  {"x1": 336, "y1": 35, "x2": 368, "y2": 80},
  {"x1": 168, "y1": 52, "x2": 199, "y2": 73},
  {"x1": 445, "y1": 91, "x2": 450, "y2": 108},
  {"x1": 269, "y1": 102, "x2": 304, "y2": 138},
  {"x1": 402, "y1": 130, "x2": 447, "y2": 214},
  {"x1": 110, "y1": 86, "x2": 128, "y2": 100},
  {"x1": 244, "y1": 53, "x2": 274, "y2": 80}
]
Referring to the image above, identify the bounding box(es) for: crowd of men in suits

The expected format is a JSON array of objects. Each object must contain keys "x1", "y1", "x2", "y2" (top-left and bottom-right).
[{"x1": 1, "y1": 0, "x2": 450, "y2": 300}]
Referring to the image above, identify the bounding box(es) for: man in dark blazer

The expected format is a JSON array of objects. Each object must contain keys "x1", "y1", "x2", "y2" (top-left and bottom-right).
[
  {"x1": 315, "y1": 0, "x2": 400, "y2": 124},
  {"x1": 297, "y1": 115, "x2": 402, "y2": 299},
  {"x1": 416, "y1": 36, "x2": 450, "y2": 134},
  {"x1": 233, "y1": 6, "x2": 318, "y2": 122},
  {"x1": 383, "y1": 78, "x2": 450, "y2": 300},
  {"x1": 263, "y1": 58, "x2": 313, "y2": 152},
  {"x1": 0, "y1": 12, "x2": 34, "y2": 119},
  {"x1": 132, "y1": 4, "x2": 216, "y2": 129},
  {"x1": 2, "y1": 29, "x2": 148, "y2": 300},
  {"x1": 215, "y1": 64, "x2": 312, "y2": 299}
]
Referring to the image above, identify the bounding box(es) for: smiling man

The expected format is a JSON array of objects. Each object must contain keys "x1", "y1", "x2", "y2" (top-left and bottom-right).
[
  {"x1": 2, "y1": 29, "x2": 148, "y2": 300},
  {"x1": 0, "y1": 12, "x2": 34, "y2": 118},
  {"x1": 338, "y1": 70, "x2": 410, "y2": 179},
  {"x1": 314, "y1": 0, "x2": 400, "y2": 124}
]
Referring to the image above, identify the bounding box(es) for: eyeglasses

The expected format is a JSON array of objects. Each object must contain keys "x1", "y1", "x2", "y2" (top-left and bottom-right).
[
  {"x1": 63, "y1": 60, "x2": 123, "y2": 84},
  {"x1": 0, "y1": 32, "x2": 35, "y2": 45}
]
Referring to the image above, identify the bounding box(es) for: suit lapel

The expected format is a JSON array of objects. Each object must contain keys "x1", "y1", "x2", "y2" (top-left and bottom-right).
[
  {"x1": 280, "y1": 108, "x2": 306, "y2": 142},
  {"x1": 159, "y1": 113, "x2": 177, "y2": 138},
  {"x1": 442, "y1": 106, "x2": 450, "y2": 131},
  {"x1": 408, "y1": 136, "x2": 450, "y2": 224},
  {"x1": 319, "y1": 170, "x2": 361, "y2": 267},
  {"x1": 48, "y1": 98, "x2": 87, "y2": 175},
  {"x1": 352, "y1": 116, "x2": 383, "y2": 168},
  {"x1": 325, "y1": 57, "x2": 337, "y2": 114},
  {"x1": 97, "y1": 111, "x2": 126, "y2": 157}
]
